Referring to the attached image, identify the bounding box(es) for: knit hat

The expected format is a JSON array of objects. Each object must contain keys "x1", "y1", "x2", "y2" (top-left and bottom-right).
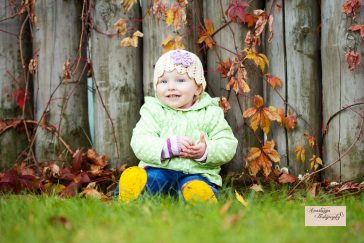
[{"x1": 153, "y1": 49, "x2": 206, "y2": 91}]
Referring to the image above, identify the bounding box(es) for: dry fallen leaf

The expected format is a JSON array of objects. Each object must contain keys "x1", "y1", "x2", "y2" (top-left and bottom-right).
[
  {"x1": 250, "y1": 184, "x2": 264, "y2": 192},
  {"x1": 235, "y1": 190, "x2": 248, "y2": 207}
]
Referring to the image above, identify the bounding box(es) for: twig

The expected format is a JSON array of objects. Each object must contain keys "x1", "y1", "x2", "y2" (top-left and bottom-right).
[{"x1": 288, "y1": 114, "x2": 364, "y2": 196}]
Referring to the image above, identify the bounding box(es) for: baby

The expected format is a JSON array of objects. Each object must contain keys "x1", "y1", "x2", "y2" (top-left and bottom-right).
[{"x1": 117, "y1": 49, "x2": 238, "y2": 204}]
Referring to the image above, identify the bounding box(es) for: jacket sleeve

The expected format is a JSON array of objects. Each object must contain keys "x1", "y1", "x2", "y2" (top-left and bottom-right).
[
  {"x1": 203, "y1": 106, "x2": 238, "y2": 166},
  {"x1": 130, "y1": 101, "x2": 165, "y2": 165}
]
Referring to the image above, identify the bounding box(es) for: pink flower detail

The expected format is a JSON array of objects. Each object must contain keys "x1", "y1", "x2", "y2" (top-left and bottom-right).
[{"x1": 170, "y1": 50, "x2": 194, "y2": 67}]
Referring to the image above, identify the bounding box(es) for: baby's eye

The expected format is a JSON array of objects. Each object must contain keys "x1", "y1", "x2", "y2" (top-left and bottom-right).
[
  {"x1": 176, "y1": 79, "x2": 185, "y2": 83},
  {"x1": 159, "y1": 80, "x2": 168, "y2": 84}
]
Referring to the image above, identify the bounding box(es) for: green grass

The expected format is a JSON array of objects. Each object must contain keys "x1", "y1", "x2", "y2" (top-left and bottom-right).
[{"x1": 0, "y1": 188, "x2": 363, "y2": 243}]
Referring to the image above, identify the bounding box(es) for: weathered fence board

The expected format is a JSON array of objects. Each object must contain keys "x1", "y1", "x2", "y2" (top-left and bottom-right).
[
  {"x1": 264, "y1": 0, "x2": 288, "y2": 169},
  {"x1": 321, "y1": 1, "x2": 364, "y2": 182},
  {"x1": 204, "y1": 0, "x2": 264, "y2": 173},
  {"x1": 0, "y1": 1, "x2": 29, "y2": 169},
  {"x1": 141, "y1": 0, "x2": 203, "y2": 96},
  {"x1": 284, "y1": 0, "x2": 321, "y2": 175},
  {"x1": 33, "y1": 0, "x2": 90, "y2": 161},
  {"x1": 91, "y1": 0, "x2": 143, "y2": 167}
]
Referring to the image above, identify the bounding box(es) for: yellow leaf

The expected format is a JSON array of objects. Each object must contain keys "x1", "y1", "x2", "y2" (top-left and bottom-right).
[
  {"x1": 120, "y1": 31, "x2": 143, "y2": 47},
  {"x1": 161, "y1": 35, "x2": 185, "y2": 53},
  {"x1": 235, "y1": 190, "x2": 249, "y2": 207},
  {"x1": 295, "y1": 146, "x2": 305, "y2": 162},
  {"x1": 166, "y1": 9, "x2": 174, "y2": 26}
]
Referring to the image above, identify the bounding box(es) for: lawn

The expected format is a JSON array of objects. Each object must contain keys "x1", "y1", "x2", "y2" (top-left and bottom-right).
[{"x1": 0, "y1": 187, "x2": 363, "y2": 243}]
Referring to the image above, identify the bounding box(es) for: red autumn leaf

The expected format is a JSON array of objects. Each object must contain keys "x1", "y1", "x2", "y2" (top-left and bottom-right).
[
  {"x1": 225, "y1": 0, "x2": 249, "y2": 23},
  {"x1": 349, "y1": 25, "x2": 364, "y2": 38},
  {"x1": 342, "y1": 0, "x2": 361, "y2": 18},
  {"x1": 72, "y1": 149, "x2": 84, "y2": 172},
  {"x1": 12, "y1": 88, "x2": 29, "y2": 109},
  {"x1": 59, "y1": 172, "x2": 90, "y2": 198},
  {"x1": 243, "y1": 14, "x2": 257, "y2": 27},
  {"x1": 345, "y1": 51, "x2": 361, "y2": 71}
]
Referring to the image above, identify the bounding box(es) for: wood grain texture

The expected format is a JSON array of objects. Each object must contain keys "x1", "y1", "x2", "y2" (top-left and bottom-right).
[
  {"x1": 284, "y1": 0, "x2": 321, "y2": 175},
  {"x1": 0, "y1": 1, "x2": 29, "y2": 169},
  {"x1": 33, "y1": 0, "x2": 90, "y2": 161},
  {"x1": 91, "y1": 0, "x2": 143, "y2": 167},
  {"x1": 321, "y1": 1, "x2": 364, "y2": 181},
  {"x1": 264, "y1": 0, "x2": 288, "y2": 169}
]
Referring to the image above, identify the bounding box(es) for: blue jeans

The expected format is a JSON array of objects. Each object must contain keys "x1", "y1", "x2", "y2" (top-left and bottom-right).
[{"x1": 114, "y1": 167, "x2": 219, "y2": 199}]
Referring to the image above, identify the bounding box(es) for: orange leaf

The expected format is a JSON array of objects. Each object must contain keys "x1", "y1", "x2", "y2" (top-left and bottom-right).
[
  {"x1": 284, "y1": 111, "x2": 297, "y2": 129},
  {"x1": 152, "y1": 0, "x2": 168, "y2": 23},
  {"x1": 249, "y1": 112, "x2": 260, "y2": 131},
  {"x1": 266, "y1": 73, "x2": 282, "y2": 89},
  {"x1": 253, "y1": 95, "x2": 264, "y2": 108},
  {"x1": 246, "y1": 147, "x2": 261, "y2": 161},
  {"x1": 260, "y1": 111, "x2": 271, "y2": 135},
  {"x1": 242, "y1": 107, "x2": 257, "y2": 118}
]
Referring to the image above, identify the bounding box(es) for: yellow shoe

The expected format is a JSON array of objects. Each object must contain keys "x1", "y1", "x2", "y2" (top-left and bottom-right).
[
  {"x1": 181, "y1": 180, "x2": 218, "y2": 205},
  {"x1": 118, "y1": 166, "x2": 147, "y2": 203}
]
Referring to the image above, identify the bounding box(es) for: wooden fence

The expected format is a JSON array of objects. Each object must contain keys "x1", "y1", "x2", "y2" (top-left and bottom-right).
[{"x1": 0, "y1": 0, "x2": 363, "y2": 182}]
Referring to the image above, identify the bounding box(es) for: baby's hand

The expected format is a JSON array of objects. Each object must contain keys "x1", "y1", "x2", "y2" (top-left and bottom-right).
[
  {"x1": 180, "y1": 134, "x2": 206, "y2": 160},
  {"x1": 180, "y1": 136, "x2": 195, "y2": 153}
]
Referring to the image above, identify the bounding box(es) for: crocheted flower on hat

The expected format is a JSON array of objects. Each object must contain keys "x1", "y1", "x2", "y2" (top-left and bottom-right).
[{"x1": 170, "y1": 50, "x2": 194, "y2": 67}]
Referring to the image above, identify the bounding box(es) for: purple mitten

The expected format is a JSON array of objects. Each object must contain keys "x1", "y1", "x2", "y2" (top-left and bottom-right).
[{"x1": 161, "y1": 135, "x2": 181, "y2": 160}]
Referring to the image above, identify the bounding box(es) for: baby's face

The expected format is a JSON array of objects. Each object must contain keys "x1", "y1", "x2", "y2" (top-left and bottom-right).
[{"x1": 156, "y1": 69, "x2": 202, "y2": 109}]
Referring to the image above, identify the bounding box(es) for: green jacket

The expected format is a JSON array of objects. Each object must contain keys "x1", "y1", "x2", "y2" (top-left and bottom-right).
[{"x1": 130, "y1": 92, "x2": 238, "y2": 186}]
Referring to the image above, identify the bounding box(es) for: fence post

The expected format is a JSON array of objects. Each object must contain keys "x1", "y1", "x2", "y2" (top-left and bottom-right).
[
  {"x1": 264, "y1": 0, "x2": 288, "y2": 169},
  {"x1": 321, "y1": 0, "x2": 364, "y2": 181},
  {"x1": 284, "y1": 0, "x2": 321, "y2": 176},
  {"x1": 91, "y1": 0, "x2": 143, "y2": 167},
  {"x1": 204, "y1": 0, "x2": 264, "y2": 173},
  {"x1": 0, "y1": 1, "x2": 30, "y2": 169},
  {"x1": 33, "y1": 0, "x2": 90, "y2": 161}
]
